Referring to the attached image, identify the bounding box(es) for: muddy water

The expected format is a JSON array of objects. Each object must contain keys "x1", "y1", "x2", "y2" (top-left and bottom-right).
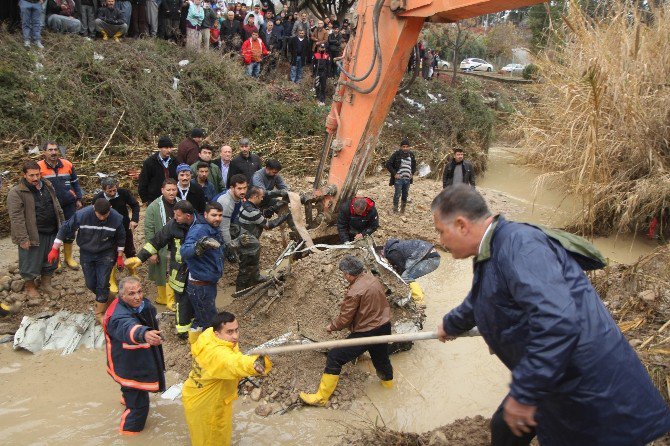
[
  {"x1": 480, "y1": 147, "x2": 657, "y2": 264},
  {"x1": 0, "y1": 147, "x2": 659, "y2": 444}
]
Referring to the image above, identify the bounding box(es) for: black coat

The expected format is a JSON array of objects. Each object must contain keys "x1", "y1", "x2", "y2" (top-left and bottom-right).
[
  {"x1": 227, "y1": 153, "x2": 262, "y2": 185},
  {"x1": 288, "y1": 35, "x2": 310, "y2": 64},
  {"x1": 221, "y1": 18, "x2": 243, "y2": 41},
  {"x1": 336, "y1": 197, "x2": 380, "y2": 243},
  {"x1": 442, "y1": 159, "x2": 475, "y2": 188},
  {"x1": 177, "y1": 182, "x2": 207, "y2": 214},
  {"x1": 138, "y1": 153, "x2": 178, "y2": 204},
  {"x1": 385, "y1": 149, "x2": 417, "y2": 186},
  {"x1": 93, "y1": 188, "x2": 140, "y2": 228}
]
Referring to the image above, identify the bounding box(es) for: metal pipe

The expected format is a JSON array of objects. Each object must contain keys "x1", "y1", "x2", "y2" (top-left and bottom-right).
[{"x1": 249, "y1": 329, "x2": 481, "y2": 356}]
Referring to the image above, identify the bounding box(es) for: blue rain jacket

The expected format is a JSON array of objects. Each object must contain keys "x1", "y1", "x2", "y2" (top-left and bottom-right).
[{"x1": 443, "y1": 216, "x2": 670, "y2": 445}]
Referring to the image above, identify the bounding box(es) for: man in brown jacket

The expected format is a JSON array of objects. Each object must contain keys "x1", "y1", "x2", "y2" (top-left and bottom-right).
[
  {"x1": 7, "y1": 160, "x2": 65, "y2": 299},
  {"x1": 177, "y1": 128, "x2": 205, "y2": 165},
  {"x1": 310, "y1": 19, "x2": 328, "y2": 52},
  {"x1": 300, "y1": 255, "x2": 393, "y2": 406}
]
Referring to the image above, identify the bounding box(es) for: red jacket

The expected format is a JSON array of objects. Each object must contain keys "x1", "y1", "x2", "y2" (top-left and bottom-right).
[{"x1": 241, "y1": 37, "x2": 268, "y2": 65}]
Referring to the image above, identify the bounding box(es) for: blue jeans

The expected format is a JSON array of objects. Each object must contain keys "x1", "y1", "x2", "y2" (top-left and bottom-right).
[
  {"x1": 19, "y1": 0, "x2": 43, "y2": 43},
  {"x1": 393, "y1": 178, "x2": 411, "y2": 207},
  {"x1": 115, "y1": 0, "x2": 132, "y2": 25},
  {"x1": 80, "y1": 251, "x2": 115, "y2": 303},
  {"x1": 290, "y1": 57, "x2": 304, "y2": 83},
  {"x1": 186, "y1": 283, "x2": 217, "y2": 330},
  {"x1": 401, "y1": 256, "x2": 441, "y2": 281},
  {"x1": 246, "y1": 62, "x2": 261, "y2": 77}
]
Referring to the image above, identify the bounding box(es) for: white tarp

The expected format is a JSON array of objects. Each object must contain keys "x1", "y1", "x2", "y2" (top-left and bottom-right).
[{"x1": 13, "y1": 311, "x2": 104, "y2": 355}]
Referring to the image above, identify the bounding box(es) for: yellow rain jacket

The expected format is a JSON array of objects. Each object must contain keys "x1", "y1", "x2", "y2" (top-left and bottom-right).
[{"x1": 182, "y1": 327, "x2": 272, "y2": 446}]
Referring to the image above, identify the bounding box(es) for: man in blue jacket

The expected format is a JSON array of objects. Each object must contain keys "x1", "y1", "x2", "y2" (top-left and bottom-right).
[
  {"x1": 48, "y1": 198, "x2": 126, "y2": 323},
  {"x1": 103, "y1": 276, "x2": 165, "y2": 435},
  {"x1": 181, "y1": 201, "x2": 225, "y2": 345},
  {"x1": 382, "y1": 238, "x2": 440, "y2": 303},
  {"x1": 432, "y1": 184, "x2": 670, "y2": 446}
]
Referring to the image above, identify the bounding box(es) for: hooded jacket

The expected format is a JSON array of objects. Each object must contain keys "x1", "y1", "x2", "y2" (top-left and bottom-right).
[
  {"x1": 442, "y1": 216, "x2": 670, "y2": 445},
  {"x1": 336, "y1": 197, "x2": 379, "y2": 243},
  {"x1": 383, "y1": 239, "x2": 435, "y2": 275},
  {"x1": 182, "y1": 327, "x2": 271, "y2": 446}
]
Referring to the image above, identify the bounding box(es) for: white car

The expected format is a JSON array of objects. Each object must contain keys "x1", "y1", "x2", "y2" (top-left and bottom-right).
[
  {"x1": 501, "y1": 63, "x2": 526, "y2": 74},
  {"x1": 437, "y1": 60, "x2": 451, "y2": 70},
  {"x1": 459, "y1": 58, "x2": 494, "y2": 72}
]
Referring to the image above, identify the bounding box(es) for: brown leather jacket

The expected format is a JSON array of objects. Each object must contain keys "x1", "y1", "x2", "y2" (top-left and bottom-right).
[
  {"x1": 331, "y1": 271, "x2": 391, "y2": 333},
  {"x1": 7, "y1": 179, "x2": 64, "y2": 247}
]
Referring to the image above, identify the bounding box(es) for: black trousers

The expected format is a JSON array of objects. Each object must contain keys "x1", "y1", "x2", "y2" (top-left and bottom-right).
[
  {"x1": 315, "y1": 74, "x2": 327, "y2": 102},
  {"x1": 174, "y1": 289, "x2": 194, "y2": 334},
  {"x1": 120, "y1": 387, "x2": 150, "y2": 434},
  {"x1": 325, "y1": 322, "x2": 393, "y2": 380},
  {"x1": 490, "y1": 403, "x2": 536, "y2": 446},
  {"x1": 236, "y1": 245, "x2": 261, "y2": 291}
]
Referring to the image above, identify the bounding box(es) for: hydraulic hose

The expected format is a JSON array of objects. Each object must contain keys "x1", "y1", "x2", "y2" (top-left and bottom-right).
[{"x1": 336, "y1": 0, "x2": 384, "y2": 93}]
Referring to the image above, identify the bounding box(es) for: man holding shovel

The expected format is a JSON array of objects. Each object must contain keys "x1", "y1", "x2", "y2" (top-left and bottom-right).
[
  {"x1": 433, "y1": 184, "x2": 670, "y2": 446},
  {"x1": 300, "y1": 255, "x2": 393, "y2": 406}
]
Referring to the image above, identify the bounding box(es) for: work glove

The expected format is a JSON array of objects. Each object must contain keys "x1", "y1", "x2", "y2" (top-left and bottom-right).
[
  {"x1": 239, "y1": 233, "x2": 252, "y2": 247},
  {"x1": 225, "y1": 249, "x2": 239, "y2": 263},
  {"x1": 125, "y1": 257, "x2": 142, "y2": 269},
  {"x1": 116, "y1": 254, "x2": 125, "y2": 271},
  {"x1": 266, "y1": 213, "x2": 290, "y2": 230},
  {"x1": 47, "y1": 247, "x2": 60, "y2": 264},
  {"x1": 195, "y1": 237, "x2": 221, "y2": 257},
  {"x1": 262, "y1": 207, "x2": 276, "y2": 218}
]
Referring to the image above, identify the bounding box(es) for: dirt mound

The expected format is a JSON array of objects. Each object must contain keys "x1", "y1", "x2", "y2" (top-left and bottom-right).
[
  {"x1": 163, "y1": 240, "x2": 421, "y2": 411},
  {"x1": 341, "y1": 416, "x2": 495, "y2": 446}
]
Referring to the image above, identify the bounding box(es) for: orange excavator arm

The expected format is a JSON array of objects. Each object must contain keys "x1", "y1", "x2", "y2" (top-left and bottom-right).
[{"x1": 306, "y1": 0, "x2": 543, "y2": 233}]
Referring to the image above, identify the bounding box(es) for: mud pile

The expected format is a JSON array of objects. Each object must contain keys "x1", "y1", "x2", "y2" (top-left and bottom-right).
[{"x1": 164, "y1": 242, "x2": 422, "y2": 412}]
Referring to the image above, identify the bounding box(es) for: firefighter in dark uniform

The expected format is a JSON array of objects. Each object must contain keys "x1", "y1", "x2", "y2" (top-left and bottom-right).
[
  {"x1": 125, "y1": 200, "x2": 196, "y2": 339},
  {"x1": 103, "y1": 276, "x2": 165, "y2": 435}
]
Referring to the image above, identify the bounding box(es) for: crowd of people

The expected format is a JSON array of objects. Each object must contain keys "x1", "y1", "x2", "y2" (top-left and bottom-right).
[
  {"x1": 9, "y1": 1, "x2": 351, "y2": 101},
  {"x1": 6, "y1": 129, "x2": 670, "y2": 445}
]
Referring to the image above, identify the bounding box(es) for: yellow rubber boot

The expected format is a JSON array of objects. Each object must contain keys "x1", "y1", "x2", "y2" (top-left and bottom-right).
[
  {"x1": 113, "y1": 31, "x2": 122, "y2": 42},
  {"x1": 95, "y1": 300, "x2": 110, "y2": 325},
  {"x1": 409, "y1": 282, "x2": 425, "y2": 304},
  {"x1": 155, "y1": 285, "x2": 168, "y2": 305},
  {"x1": 0, "y1": 302, "x2": 11, "y2": 317},
  {"x1": 63, "y1": 243, "x2": 80, "y2": 270},
  {"x1": 101, "y1": 29, "x2": 109, "y2": 40},
  {"x1": 188, "y1": 329, "x2": 201, "y2": 345},
  {"x1": 165, "y1": 285, "x2": 176, "y2": 312},
  {"x1": 299, "y1": 373, "x2": 339, "y2": 407},
  {"x1": 381, "y1": 380, "x2": 393, "y2": 389},
  {"x1": 109, "y1": 267, "x2": 118, "y2": 294}
]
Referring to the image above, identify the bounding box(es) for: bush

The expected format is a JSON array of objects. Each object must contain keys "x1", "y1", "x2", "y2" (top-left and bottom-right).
[{"x1": 522, "y1": 63, "x2": 539, "y2": 80}]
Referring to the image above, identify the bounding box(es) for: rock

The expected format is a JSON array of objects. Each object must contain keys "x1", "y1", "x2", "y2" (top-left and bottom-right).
[
  {"x1": 27, "y1": 299, "x2": 41, "y2": 307},
  {"x1": 270, "y1": 390, "x2": 280, "y2": 399},
  {"x1": 250, "y1": 388, "x2": 262, "y2": 402},
  {"x1": 254, "y1": 403, "x2": 274, "y2": 417},
  {"x1": 639, "y1": 290, "x2": 657, "y2": 302},
  {"x1": 0, "y1": 275, "x2": 11, "y2": 291},
  {"x1": 0, "y1": 322, "x2": 18, "y2": 335},
  {"x1": 428, "y1": 431, "x2": 448, "y2": 446},
  {"x1": 10, "y1": 279, "x2": 25, "y2": 293},
  {"x1": 8, "y1": 265, "x2": 17, "y2": 274},
  {"x1": 629, "y1": 339, "x2": 643, "y2": 348}
]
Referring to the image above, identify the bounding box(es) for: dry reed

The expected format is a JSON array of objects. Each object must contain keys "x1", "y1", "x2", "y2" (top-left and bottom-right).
[{"x1": 517, "y1": 0, "x2": 670, "y2": 236}]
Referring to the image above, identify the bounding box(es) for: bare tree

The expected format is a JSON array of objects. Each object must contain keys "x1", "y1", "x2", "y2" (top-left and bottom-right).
[
  {"x1": 290, "y1": 0, "x2": 356, "y2": 22},
  {"x1": 444, "y1": 22, "x2": 470, "y2": 86}
]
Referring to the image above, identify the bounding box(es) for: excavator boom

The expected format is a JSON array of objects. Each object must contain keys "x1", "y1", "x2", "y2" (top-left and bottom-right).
[{"x1": 308, "y1": 0, "x2": 543, "y2": 234}]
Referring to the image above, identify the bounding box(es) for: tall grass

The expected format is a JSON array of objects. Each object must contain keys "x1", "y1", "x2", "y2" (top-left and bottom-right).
[{"x1": 517, "y1": 0, "x2": 670, "y2": 236}]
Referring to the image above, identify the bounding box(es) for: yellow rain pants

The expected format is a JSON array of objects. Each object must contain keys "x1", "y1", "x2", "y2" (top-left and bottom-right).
[{"x1": 182, "y1": 328, "x2": 272, "y2": 446}]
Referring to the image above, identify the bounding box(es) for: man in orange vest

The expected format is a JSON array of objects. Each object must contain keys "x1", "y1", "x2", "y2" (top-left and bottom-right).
[{"x1": 37, "y1": 141, "x2": 83, "y2": 269}]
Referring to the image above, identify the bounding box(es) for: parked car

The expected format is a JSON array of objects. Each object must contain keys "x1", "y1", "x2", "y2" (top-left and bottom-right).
[
  {"x1": 459, "y1": 58, "x2": 494, "y2": 72},
  {"x1": 501, "y1": 63, "x2": 526, "y2": 74},
  {"x1": 437, "y1": 60, "x2": 451, "y2": 70}
]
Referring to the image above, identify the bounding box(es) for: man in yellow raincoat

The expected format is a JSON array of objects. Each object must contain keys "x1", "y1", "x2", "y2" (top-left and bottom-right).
[{"x1": 182, "y1": 311, "x2": 272, "y2": 446}]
